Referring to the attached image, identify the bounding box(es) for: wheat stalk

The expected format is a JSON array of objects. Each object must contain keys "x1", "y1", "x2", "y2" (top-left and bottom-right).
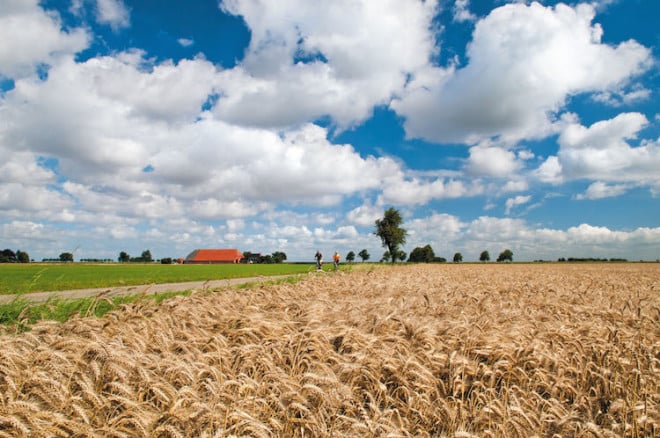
[{"x1": 0, "y1": 263, "x2": 657, "y2": 436}]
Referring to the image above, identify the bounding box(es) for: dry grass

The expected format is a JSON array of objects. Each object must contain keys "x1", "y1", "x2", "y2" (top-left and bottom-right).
[{"x1": 0, "y1": 263, "x2": 658, "y2": 437}]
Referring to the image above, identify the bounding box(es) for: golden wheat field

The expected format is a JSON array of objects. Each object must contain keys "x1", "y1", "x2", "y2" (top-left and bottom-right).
[{"x1": 0, "y1": 263, "x2": 658, "y2": 437}]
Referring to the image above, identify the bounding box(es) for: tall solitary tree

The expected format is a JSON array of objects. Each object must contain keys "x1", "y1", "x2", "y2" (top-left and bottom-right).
[
  {"x1": 358, "y1": 249, "x2": 370, "y2": 262},
  {"x1": 375, "y1": 207, "x2": 407, "y2": 264},
  {"x1": 346, "y1": 251, "x2": 355, "y2": 263},
  {"x1": 479, "y1": 250, "x2": 490, "y2": 262}
]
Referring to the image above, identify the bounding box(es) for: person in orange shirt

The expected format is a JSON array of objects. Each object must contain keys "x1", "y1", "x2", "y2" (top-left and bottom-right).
[{"x1": 332, "y1": 251, "x2": 340, "y2": 270}]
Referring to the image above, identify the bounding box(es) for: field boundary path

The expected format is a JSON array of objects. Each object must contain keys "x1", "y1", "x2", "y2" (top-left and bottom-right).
[{"x1": 0, "y1": 274, "x2": 300, "y2": 304}]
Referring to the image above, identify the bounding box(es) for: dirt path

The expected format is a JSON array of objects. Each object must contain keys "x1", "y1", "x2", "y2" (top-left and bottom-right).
[{"x1": 0, "y1": 274, "x2": 300, "y2": 304}]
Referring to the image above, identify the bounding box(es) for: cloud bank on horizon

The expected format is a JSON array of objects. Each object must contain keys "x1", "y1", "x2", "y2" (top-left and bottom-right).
[{"x1": 0, "y1": 0, "x2": 658, "y2": 262}]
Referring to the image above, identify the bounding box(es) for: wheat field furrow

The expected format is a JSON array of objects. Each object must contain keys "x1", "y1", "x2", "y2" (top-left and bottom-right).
[{"x1": 0, "y1": 263, "x2": 657, "y2": 436}]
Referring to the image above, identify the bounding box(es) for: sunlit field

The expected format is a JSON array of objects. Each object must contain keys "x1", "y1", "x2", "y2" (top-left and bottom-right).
[{"x1": 0, "y1": 263, "x2": 657, "y2": 436}]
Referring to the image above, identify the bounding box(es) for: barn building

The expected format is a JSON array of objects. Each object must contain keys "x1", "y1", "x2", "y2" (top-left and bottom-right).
[{"x1": 184, "y1": 248, "x2": 243, "y2": 264}]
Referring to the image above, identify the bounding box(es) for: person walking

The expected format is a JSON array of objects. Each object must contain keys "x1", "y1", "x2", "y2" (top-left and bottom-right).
[
  {"x1": 332, "y1": 251, "x2": 340, "y2": 270},
  {"x1": 315, "y1": 251, "x2": 323, "y2": 270}
]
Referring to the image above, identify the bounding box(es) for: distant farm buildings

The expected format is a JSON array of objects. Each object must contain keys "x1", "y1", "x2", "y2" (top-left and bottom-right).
[{"x1": 184, "y1": 248, "x2": 243, "y2": 264}]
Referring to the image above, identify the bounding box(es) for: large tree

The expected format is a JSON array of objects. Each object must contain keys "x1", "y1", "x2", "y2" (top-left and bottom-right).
[
  {"x1": 346, "y1": 251, "x2": 355, "y2": 263},
  {"x1": 375, "y1": 207, "x2": 407, "y2": 264},
  {"x1": 358, "y1": 249, "x2": 370, "y2": 262},
  {"x1": 479, "y1": 250, "x2": 490, "y2": 262}
]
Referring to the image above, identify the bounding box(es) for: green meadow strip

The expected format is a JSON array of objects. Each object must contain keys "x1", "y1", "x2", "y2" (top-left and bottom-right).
[
  {"x1": 0, "y1": 272, "x2": 309, "y2": 330},
  {"x1": 0, "y1": 293, "x2": 188, "y2": 332},
  {"x1": 0, "y1": 263, "x2": 317, "y2": 295}
]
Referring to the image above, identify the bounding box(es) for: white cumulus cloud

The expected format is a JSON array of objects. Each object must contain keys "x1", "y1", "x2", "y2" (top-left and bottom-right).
[
  {"x1": 453, "y1": 0, "x2": 476, "y2": 22},
  {"x1": 392, "y1": 1, "x2": 652, "y2": 144},
  {"x1": 465, "y1": 145, "x2": 521, "y2": 177},
  {"x1": 214, "y1": 0, "x2": 437, "y2": 129},
  {"x1": 504, "y1": 195, "x2": 531, "y2": 215},
  {"x1": 546, "y1": 112, "x2": 660, "y2": 184},
  {"x1": 95, "y1": 0, "x2": 130, "y2": 30},
  {"x1": 575, "y1": 181, "x2": 630, "y2": 200},
  {"x1": 379, "y1": 177, "x2": 481, "y2": 206},
  {"x1": 0, "y1": 40, "x2": 405, "y2": 226},
  {"x1": 347, "y1": 203, "x2": 383, "y2": 227},
  {"x1": 0, "y1": 0, "x2": 89, "y2": 78}
]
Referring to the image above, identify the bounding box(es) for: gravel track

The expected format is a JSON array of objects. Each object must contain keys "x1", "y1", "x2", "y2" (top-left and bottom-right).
[{"x1": 0, "y1": 274, "x2": 300, "y2": 304}]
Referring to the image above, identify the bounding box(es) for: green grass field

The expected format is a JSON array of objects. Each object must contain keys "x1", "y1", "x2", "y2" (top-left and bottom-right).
[{"x1": 0, "y1": 263, "x2": 319, "y2": 295}]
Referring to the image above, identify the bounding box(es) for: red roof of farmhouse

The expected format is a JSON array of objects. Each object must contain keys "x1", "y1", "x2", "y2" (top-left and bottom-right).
[{"x1": 185, "y1": 249, "x2": 243, "y2": 264}]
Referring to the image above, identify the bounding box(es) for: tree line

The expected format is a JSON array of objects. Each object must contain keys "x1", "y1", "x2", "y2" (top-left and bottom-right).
[
  {"x1": 118, "y1": 250, "x2": 289, "y2": 264},
  {"x1": 0, "y1": 212, "x2": 637, "y2": 265},
  {"x1": 0, "y1": 249, "x2": 30, "y2": 263},
  {"x1": 343, "y1": 249, "x2": 371, "y2": 263},
  {"x1": 0, "y1": 248, "x2": 291, "y2": 264},
  {"x1": 240, "y1": 251, "x2": 287, "y2": 264},
  {"x1": 118, "y1": 250, "x2": 153, "y2": 263},
  {"x1": 557, "y1": 257, "x2": 628, "y2": 262},
  {"x1": 337, "y1": 209, "x2": 515, "y2": 265},
  {"x1": 372, "y1": 207, "x2": 517, "y2": 263}
]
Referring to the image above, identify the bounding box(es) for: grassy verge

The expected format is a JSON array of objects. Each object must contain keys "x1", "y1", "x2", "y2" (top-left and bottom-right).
[
  {"x1": 0, "y1": 263, "x2": 379, "y2": 330},
  {"x1": 0, "y1": 294, "x2": 154, "y2": 330},
  {"x1": 0, "y1": 263, "x2": 317, "y2": 295},
  {"x1": 0, "y1": 274, "x2": 309, "y2": 331}
]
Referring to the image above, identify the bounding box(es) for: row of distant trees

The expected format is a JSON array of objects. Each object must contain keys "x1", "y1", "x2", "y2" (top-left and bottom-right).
[
  {"x1": 42, "y1": 252, "x2": 74, "y2": 262},
  {"x1": 0, "y1": 243, "x2": 632, "y2": 265},
  {"x1": 117, "y1": 250, "x2": 289, "y2": 264},
  {"x1": 241, "y1": 251, "x2": 287, "y2": 264},
  {"x1": 340, "y1": 245, "x2": 515, "y2": 264},
  {"x1": 368, "y1": 245, "x2": 514, "y2": 263},
  {"x1": 344, "y1": 249, "x2": 371, "y2": 263},
  {"x1": 0, "y1": 248, "x2": 30, "y2": 263},
  {"x1": 1, "y1": 248, "x2": 151, "y2": 263},
  {"x1": 372, "y1": 208, "x2": 515, "y2": 264},
  {"x1": 558, "y1": 257, "x2": 628, "y2": 262},
  {"x1": 0, "y1": 249, "x2": 290, "y2": 264},
  {"x1": 0, "y1": 213, "x2": 634, "y2": 267},
  {"x1": 118, "y1": 250, "x2": 153, "y2": 263},
  {"x1": 370, "y1": 208, "x2": 634, "y2": 263}
]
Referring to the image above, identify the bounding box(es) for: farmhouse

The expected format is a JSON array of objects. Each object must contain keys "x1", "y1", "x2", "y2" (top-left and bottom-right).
[{"x1": 184, "y1": 248, "x2": 243, "y2": 264}]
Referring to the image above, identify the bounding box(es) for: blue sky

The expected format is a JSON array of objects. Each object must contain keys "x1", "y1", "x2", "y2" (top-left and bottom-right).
[{"x1": 1, "y1": 0, "x2": 658, "y2": 262}]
